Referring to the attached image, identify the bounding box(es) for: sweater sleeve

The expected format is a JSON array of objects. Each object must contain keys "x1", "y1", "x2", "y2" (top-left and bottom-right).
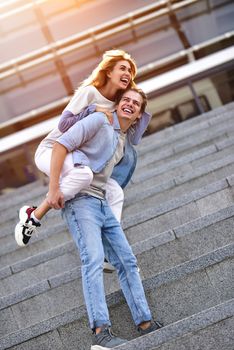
[
  {"x1": 58, "y1": 105, "x2": 96, "y2": 132},
  {"x1": 58, "y1": 86, "x2": 96, "y2": 132}
]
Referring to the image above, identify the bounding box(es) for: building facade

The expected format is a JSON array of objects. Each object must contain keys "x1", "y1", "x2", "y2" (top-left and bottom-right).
[{"x1": 0, "y1": 0, "x2": 233, "y2": 191}]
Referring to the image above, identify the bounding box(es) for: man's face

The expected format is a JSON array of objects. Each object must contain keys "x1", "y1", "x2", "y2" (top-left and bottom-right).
[{"x1": 117, "y1": 90, "x2": 143, "y2": 124}]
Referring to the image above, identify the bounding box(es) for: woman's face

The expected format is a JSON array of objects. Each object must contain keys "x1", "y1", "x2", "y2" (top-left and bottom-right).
[{"x1": 107, "y1": 60, "x2": 132, "y2": 90}]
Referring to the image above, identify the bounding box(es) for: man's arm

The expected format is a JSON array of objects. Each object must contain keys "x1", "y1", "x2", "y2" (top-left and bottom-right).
[
  {"x1": 46, "y1": 142, "x2": 68, "y2": 209},
  {"x1": 47, "y1": 113, "x2": 107, "y2": 208},
  {"x1": 58, "y1": 112, "x2": 107, "y2": 153}
]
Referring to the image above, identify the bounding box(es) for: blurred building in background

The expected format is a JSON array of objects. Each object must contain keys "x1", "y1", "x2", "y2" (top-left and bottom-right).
[{"x1": 0, "y1": 0, "x2": 233, "y2": 192}]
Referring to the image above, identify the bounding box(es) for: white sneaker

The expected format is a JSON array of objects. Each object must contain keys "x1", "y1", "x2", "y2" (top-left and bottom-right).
[{"x1": 15, "y1": 206, "x2": 41, "y2": 247}]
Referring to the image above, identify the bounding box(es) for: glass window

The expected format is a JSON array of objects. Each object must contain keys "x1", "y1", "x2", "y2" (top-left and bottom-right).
[{"x1": 209, "y1": 69, "x2": 234, "y2": 105}]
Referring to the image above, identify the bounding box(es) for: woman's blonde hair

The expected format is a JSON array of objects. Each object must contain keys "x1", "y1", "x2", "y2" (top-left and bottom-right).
[{"x1": 80, "y1": 49, "x2": 137, "y2": 89}]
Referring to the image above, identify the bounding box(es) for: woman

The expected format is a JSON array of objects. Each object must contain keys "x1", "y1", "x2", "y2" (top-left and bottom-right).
[{"x1": 15, "y1": 50, "x2": 147, "y2": 251}]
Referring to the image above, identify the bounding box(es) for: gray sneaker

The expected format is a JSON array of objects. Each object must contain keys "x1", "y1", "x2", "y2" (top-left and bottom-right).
[
  {"x1": 138, "y1": 320, "x2": 163, "y2": 336},
  {"x1": 91, "y1": 325, "x2": 127, "y2": 349}
]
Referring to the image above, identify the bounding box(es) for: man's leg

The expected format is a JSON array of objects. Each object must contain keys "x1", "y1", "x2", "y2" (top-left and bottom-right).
[
  {"x1": 63, "y1": 195, "x2": 128, "y2": 349},
  {"x1": 101, "y1": 200, "x2": 152, "y2": 326},
  {"x1": 63, "y1": 195, "x2": 111, "y2": 330}
]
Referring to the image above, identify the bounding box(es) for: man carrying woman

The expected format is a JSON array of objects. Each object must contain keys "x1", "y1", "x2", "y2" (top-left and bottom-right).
[
  {"x1": 48, "y1": 87, "x2": 162, "y2": 349},
  {"x1": 15, "y1": 49, "x2": 142, "y2": 251}
]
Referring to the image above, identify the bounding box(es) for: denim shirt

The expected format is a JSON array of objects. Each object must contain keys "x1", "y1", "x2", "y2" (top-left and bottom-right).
[
  {"x1": 57, "y1": 110, "x2": 151, "y2": 189},
  {"x1": 111, "y1": 135, "x2": 137, "y2": 188},
  {"x1": 57, "y1": 112, "x2": 123, "y2": 170},
  {"x1": 58, "y1": 104, "x2": 151, "y2": 146}
]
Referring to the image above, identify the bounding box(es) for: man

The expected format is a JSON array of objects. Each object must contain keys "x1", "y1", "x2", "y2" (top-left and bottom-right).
[{"x1": 49, "y1": 88, "x2": 162, "y2": 349}]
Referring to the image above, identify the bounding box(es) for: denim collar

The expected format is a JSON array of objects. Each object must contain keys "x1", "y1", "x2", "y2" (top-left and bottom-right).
[
  {"x1": 112, "y1": 112, "x2": 121, "y2": 131},
  {"x1": 112, "y1": 110, "x2": 152, "y2": 145}
]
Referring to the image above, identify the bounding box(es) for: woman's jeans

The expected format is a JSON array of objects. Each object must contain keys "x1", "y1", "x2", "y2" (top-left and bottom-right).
[{"x1": 63, "y1": 194, "x2": 152, "y2": 329}]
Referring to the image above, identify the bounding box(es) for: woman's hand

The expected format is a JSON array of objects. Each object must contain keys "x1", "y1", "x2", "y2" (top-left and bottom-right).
[
  {"x1": 46, "y1": 188, "x2": 65, "y2": 209},
  {"x1": 96, "y1": 107, "x2": 113, "y2": 124}
]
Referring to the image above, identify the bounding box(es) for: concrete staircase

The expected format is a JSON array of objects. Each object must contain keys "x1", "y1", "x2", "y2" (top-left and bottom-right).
[{"x1": 0, "y1": 103, "x2": 234, "y2": 350}]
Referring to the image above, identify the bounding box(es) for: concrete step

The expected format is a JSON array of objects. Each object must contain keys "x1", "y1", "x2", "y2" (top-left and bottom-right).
[
  {"x1": 130, "y1": 148, "x2": 234, "y2": 188},
  {"x1": 135, "y1": 134, "x2": 234, "y2": 182},
  {"x1": 0, "y1": 181, "x2": 48, "y2": 212},
  {"x1": 0, "y1": 193, "x2": 64, "y2": 239},
  {"x1": 126, "y1": 175, "x2": 234, "y2": 222},
  {"x1": 125, "y1": 161, "x2": 234, "y2": 211},
  {"x1": 115, "y1": 299, "x2": 234, "y2": 350},
  {"x1": 0, "y1": 224, "x2": 69, "y2": 266},
  {"x1": 0, "y1": 202, "x2": 233, "y2": 297},
  {"x1": 124, "y1": 177, "x2": 234, "y2": 244},
  {"x1": 0, "y1": 242, "x2": 233, "y2": 349},
  {"x1": 1, "y1": 139, "x2": 234, "y2": 238},
  {"x1": 137, "y1": 119, "x2": 234, "y2": 175},
  {"x1": 124, "y1": 159, "x2": 234, "y2": 219},
  {"x1": 0, "y1": 129, "x2": 232, "y2": 225},
  {"x1": 139, "y1": 102, "x2": 234, "y2": 150},
  {"x1": 1, "y1": 157, "x2": 233, "y2": 248},
  {"x1": 138, "y1": 108, "x2": 234, "y2": 156},
  {"x1": 0, "y1": 139, "x2": 219, "y2": 221},
  {"x1": 2, "y1": 173, "x2": 234, "y2": 263},
  {"x1": 0, "y1": 174, "x2": 233, "y2": 265},
  {"x1": 0, "y1": 103, "x2": 233, "y2": 213},
  {"x1": 0, "y1": 103, "x2": 233, "y2": 349},
  {"x1": 0, "y1": 110, "x2": 233, "y2": 236},
  {"x1": 124, "y1": 152, "x2": 234, "y2": 217}
]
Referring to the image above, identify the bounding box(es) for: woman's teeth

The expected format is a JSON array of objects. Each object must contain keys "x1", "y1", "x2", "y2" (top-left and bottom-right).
[{"x1": 121, "y1": 78, "x2": 128, "y2": 83}]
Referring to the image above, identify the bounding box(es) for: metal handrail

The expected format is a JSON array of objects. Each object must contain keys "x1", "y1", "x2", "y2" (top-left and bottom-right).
[
  {"x1": 1, "y1": 45, "x2": 233, "y2": 154},
  {"x1": 0, "y1": 0, "x2": 200, "y2": 79},
  {"x1": 1, "y1": 30, "x2": 232, "y2": 137},
  {"x1": 137, "y1": 31, "x2": 234, "y2": 77},
  {"x1": 0, "y1": 0, "x2": 90, "y2": 18}
]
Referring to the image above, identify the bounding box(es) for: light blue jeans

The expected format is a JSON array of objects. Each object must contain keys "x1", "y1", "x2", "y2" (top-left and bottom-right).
[{"x1": 62, "y1": 194, "x2": 152, "y2": 329}]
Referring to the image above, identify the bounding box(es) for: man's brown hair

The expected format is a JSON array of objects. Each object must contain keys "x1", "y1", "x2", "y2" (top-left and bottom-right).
[{"x1": 115, "y1": 88, "x2": 147, "y2": 113}]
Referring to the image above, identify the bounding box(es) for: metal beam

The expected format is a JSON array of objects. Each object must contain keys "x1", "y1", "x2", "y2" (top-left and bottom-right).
[
  {"x1": 32, "y1": 1, "x2": 73, "y2": 95},
  {"x1": 0, "y1": 0, "x2": 201, "y2": 79},
  {"x1": 1, "y1": 46, "x2": 233, "y2": 154},
  {"x1": 0, "y1": 31, "x2": 233, "y2": 136},
  {"x1": 167, "y1": 0, "x2": 192, "y2": 50}
]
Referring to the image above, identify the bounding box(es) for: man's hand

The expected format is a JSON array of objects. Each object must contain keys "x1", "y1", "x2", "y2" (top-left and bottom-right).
[
  {"x1": 46, "y1": 188, "x2": 65, "y2": 209},
  {"x1": 96, "y1": 107, "x2": 113, "y2": 124}
]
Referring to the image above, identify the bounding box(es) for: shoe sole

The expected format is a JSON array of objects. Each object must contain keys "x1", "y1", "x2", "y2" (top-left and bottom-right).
[
  {"x1": 14, "y1": 223, "x2": 27, "y2": 247},
  {"x1": 91, "y1": 346, "x2": 110, "y2": 350},
  {"x1": 15, "y1": 205, "x2": 31, "y2": 247}
]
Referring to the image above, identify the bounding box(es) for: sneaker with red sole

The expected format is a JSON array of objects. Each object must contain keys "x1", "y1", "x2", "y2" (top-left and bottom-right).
[{"x1": 15, "y1": 206, "x2": 41, "y2": 247}]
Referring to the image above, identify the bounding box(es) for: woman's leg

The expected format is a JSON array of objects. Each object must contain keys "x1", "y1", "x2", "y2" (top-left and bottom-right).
[
  {"x1": 35, "y1": 148, "x2": 93, "y2": 218},
  {"x1": 15, "y1": 148, "x2": 93, "y2": 246}
]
